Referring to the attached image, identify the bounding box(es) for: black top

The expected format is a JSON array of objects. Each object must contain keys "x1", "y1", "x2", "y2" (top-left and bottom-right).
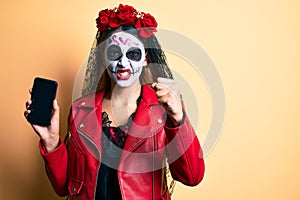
[{"x1": 95, "y1": 97, "x2": 140, "y2": 200}]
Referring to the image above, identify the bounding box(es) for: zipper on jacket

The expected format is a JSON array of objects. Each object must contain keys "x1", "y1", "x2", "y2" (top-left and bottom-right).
[
  {"x1": 76, "y1": 129, "x2": 101, "y2": 159},
  {"x1": 76, "y1": 129, "x2": 101, "y2": 199},
  {"x1": 69, "y1": 133, "x2": 83, "y2": 154}
]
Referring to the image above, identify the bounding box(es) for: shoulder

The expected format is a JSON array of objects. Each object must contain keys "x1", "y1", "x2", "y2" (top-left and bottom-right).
[
  {"x1": 71, "y1": 90, "x2": 105, "y2": 109},
  {"x1": 67, "y1": 90, "x2": 105, "y2": 125}
]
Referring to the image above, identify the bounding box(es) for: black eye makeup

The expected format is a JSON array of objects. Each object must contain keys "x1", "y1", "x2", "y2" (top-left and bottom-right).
[
  {"x1": 106, "y1": 45, "x2": 122, "y2": 61},
  {"x1": 126, "y1": 47, "x2": 142, "y2": 61}
]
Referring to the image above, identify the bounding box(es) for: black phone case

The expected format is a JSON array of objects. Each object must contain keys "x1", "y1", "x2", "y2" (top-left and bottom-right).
[{"x1": 27, "y1": 77, "x2": 58, "y2": 126}]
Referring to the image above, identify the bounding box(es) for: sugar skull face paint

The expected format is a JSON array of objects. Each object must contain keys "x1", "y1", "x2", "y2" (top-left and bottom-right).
[{"x1": 104, "y1": 32, "x2": 147, "y2": 87}]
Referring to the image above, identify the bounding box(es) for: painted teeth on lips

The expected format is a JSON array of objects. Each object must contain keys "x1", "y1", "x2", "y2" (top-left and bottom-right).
[
  {"x1": 120, "y1": 71, "x2": 129, "y2": 76},
  {"x1": 116, "y1": 69, "x2": 131, "y2": 80}
]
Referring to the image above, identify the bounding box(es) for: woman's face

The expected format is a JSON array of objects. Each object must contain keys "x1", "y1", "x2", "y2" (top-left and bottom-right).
[{"x1": 104, "y1": 31, "x2": 147, "y2": 87}]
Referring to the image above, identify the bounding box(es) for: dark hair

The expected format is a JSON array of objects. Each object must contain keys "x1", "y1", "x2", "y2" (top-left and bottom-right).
[{"x1": 93, "y1": 26, "x2": 174, "y2": 92}]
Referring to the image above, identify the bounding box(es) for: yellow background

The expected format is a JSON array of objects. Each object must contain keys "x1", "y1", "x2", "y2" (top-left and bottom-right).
[{"x1": 1, "y1": 0, "x2": 300, "y2": 199}]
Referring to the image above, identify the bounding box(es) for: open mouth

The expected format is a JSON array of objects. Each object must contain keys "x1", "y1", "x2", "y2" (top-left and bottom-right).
[{"x1": 116, "y1": 69, "x2": 131, "y2": 80}]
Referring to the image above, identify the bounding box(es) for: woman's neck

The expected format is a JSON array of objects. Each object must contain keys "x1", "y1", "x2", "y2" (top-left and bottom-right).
[{"x1": 105, "y1": 80, "x2": 142, "y2": 105}]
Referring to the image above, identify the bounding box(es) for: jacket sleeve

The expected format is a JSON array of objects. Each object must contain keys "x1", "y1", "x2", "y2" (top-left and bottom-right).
[
  {"x1": 39, "y1": 136, "x2": 69, "y2": 196},
  {"x1": 164, "y1": 111, "x2": 205, "y2": 186}
]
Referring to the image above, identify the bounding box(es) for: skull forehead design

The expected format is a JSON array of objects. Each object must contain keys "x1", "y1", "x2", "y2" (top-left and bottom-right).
[{"x1": 108, "y1": 32, "x2": 143, "y2": 48}]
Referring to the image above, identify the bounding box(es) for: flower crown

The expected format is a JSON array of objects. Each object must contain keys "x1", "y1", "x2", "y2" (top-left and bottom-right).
[{"x1": 96, "y1": 4, "x2": 158, "y2": 38}]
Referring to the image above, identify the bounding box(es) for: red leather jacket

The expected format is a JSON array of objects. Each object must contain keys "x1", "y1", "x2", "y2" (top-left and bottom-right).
[{"x1": 39, "y1": 85, "x2": 205, "y2": 200}]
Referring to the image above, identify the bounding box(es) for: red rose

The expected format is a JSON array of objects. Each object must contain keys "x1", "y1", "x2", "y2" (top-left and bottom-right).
[
  {"x1": 96, "y1": 9, "x2": 112, "y2": 31},
  {"x1": 116, "y1": 4, "x2": 136, "y2": 26},
  {"x1": 135, "y1": 13, "x2": 158, "y2": 38},
  {"x1": 117, "y1": 4, "x2": 136, "y2": 15},
  {"x1": 96, "y1": 4, "x2": 158, "y2": 37},
  {"x1": 109, "y1": 12, "x2": 120, "y2": 29}
]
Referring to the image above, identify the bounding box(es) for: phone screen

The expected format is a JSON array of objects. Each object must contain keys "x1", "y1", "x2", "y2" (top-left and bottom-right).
[{"x1": 27, "y1": 77, "x2": 58, "y2": 126}]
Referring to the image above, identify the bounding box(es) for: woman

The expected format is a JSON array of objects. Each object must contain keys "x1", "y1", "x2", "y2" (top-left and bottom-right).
[{"x1": 25, "y1": 4, "x2": 205, "y2": 200}]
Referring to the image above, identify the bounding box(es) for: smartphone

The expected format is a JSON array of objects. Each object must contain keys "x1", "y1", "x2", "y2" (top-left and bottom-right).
[{"x1": 27, "y1": 77, "x2": 58, "y2": 126}]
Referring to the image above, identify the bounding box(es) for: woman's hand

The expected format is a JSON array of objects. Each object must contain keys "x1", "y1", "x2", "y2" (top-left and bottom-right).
[
  {"x1": 152, "y1": 77, "x2": 183, "y2": 126},
  {"x1": 24, "y1": 89, "x2": 60, "y2": 152}
]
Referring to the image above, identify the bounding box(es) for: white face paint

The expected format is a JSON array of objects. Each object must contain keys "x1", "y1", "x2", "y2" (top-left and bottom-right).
[{"x1": 104, "y1": 32, "x2": 146, "y2": 87}]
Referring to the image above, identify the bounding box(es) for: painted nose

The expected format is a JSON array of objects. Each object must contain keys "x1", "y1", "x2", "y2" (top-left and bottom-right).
[{"x1": 118, "y1": 55, "x2": 129, "y2": 68}]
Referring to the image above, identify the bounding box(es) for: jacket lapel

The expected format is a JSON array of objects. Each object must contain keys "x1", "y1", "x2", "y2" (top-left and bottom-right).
[
  {"x1": 73, "y1": 91, "x2": 105, "y2": 159},
  {"x1": 121, "y1": 85, "x2": 165, "y2": 160}
]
